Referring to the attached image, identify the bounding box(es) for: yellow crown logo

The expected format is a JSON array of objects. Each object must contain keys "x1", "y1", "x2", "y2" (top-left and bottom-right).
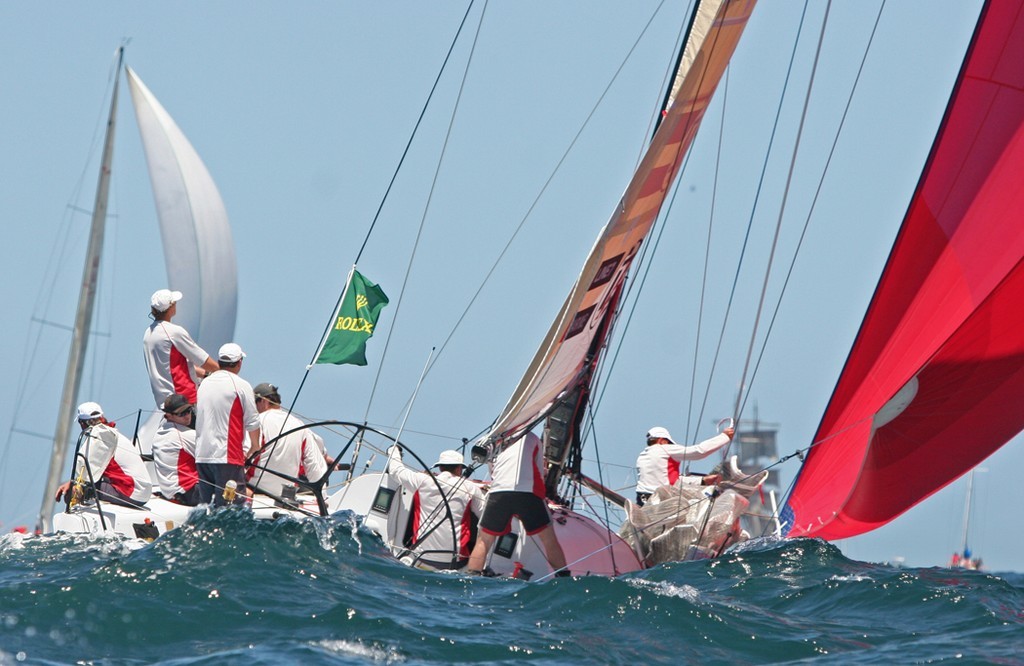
[{"x1": 355, "y1": 294, "x2": 369, "y2": 309}]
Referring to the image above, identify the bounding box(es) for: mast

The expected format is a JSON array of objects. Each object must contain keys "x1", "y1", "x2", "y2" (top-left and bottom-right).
[
  {"x1": 959, "y1": 469, "x2": 974, "y2": 557},
  {"x1": 37, "y1": 48, "x2": 124, "y2": 533}
]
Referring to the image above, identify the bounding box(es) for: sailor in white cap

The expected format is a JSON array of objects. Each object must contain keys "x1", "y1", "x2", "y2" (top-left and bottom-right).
[
  {"x1": 634, "y1": 424, "x2": 734, "y2": 506},
  {"x1": 54, "y1": 401, "x2": 152, "y2": 508},
  {"x1": 194, "y1": 342, "x2": 261, "y2": 506},
  {"x1": 385, "y1": 445, "x2": 486, "y2": 570},
  {"x1": 143, "y1": 289, "x2": 219, "y2": 407}
]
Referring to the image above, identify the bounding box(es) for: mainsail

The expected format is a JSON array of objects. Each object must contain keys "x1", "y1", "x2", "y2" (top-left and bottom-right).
[
  {"x1": 482, "y1": 0, "x2": 757, "y2": 464},
  {"x1": 782, "y1": 0, "x2": 1024, "y2": 539}
]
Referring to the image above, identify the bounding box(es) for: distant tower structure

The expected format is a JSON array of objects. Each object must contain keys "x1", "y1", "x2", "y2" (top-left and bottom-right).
[{"x1": 735, "y1": 406, "x2": 781, "y2": 538}]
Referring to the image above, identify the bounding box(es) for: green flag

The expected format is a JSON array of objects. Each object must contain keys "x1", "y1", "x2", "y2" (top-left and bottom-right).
[{"x1": 314, "y1": 270, "x2": 389, "y2": 366}]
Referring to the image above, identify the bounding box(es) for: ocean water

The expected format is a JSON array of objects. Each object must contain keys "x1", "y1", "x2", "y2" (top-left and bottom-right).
[{"x1": 1, "y1": 511, "x2": 1021, "y2": 665}]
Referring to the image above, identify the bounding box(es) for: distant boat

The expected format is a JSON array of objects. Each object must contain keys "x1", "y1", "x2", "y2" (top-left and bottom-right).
[
  {"x1": 42, "y1": 48, "x2": 239, "y2": 537},
  {"x1": 949, "y1": 470, "x2": 983, "y2": 570}
]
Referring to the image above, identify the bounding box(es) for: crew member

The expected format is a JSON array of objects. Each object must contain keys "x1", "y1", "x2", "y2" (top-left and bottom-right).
[
  {"x1": 151, "y1": 393, "x2": 201, "y2": 506},
  {"x1": 195, "y1": 342, "x2": 260, "y2": 506},
  {"x1": 387, "y1": 446, "x2": 485, "y2": 570},
  {"x1": 467, "y1": 431, "x2": 569, "y2": 577},
  {"x1": 55, "y1": 402, "x2": 152, "y2": 508},
  {"x1": 634, "y1": 425, "x2": 733, "y2": 506},
  {"x1": 250, "y1": 382, "x2": 328, "y2": 499},
  {"x1": 143, "y1": 289, "x2": 219, "y2": 407}
]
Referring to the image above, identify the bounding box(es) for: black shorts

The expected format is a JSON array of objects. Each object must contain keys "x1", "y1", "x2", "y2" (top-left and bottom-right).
[
  {"x1": 479, "y1": 491, "x2": 551, "y2": 536},
  {"x1": 197, "y1": 463, "x2": 248, "y2": 506},
  {"x1": 172, "y1": 484, "x2": 204, "y2": 507}
]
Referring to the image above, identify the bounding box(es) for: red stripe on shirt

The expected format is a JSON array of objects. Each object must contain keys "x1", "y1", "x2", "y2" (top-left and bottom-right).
[
  {"x1": 531, "y1": 440, "x2": 545, "y2": 498},
  {"x1": 668, "y1": 458, "x2": 680, "y2": 485},
  {"x1": 105, "y1": 459, "x2": 135, "y2": 497},
  {"x1": 169, "y1": 345, "x2": 198, "y2": 403},
  {"x1": 410, "y1": 491, "x2": 421, "y2": 545},
  {"x1": 227, "y1": 397, "x2": 246, "y2": 465},
  {"x1": 177, "y1": 449, "x2": 198, "y2": 490}
]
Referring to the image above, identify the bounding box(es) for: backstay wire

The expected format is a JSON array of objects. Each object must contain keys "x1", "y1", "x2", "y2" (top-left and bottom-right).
[
  {"x1": 284, "y1": 0, "x2": 480, "y2": 430},
  {"x1": 727, "y1": 0, "x2": 834, "y2": 440},
  {"x1": 734, "y1": 0, "x2": 888, "y2": 425},
  {"x1": 688, "y1": 0, "x2": 813, "y2": 446},
  {"x1": 387, "y1": 0, "x2": 683, "y2": 429}
]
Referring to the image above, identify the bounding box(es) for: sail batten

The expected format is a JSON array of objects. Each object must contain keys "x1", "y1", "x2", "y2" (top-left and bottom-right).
[{"x1": 784, "y1": 0, "x2": 1024, "y2": 540}]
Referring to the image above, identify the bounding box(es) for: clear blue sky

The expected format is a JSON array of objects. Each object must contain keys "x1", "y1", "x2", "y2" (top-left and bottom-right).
[{"x1": 3, "y1": 1, "x2": 1014, "y2": 571}]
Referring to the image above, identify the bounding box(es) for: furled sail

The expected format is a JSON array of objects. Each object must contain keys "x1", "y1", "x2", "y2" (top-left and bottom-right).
[
  {"x1": 482, "y1": 0, "x2": 757, "y2": 449},
  {"x1": 126, "y1": 67, "x2": 237, "y2": 351},
  {"x1": 782, "y1": 0, "x2": 1024, "y2": 539}
]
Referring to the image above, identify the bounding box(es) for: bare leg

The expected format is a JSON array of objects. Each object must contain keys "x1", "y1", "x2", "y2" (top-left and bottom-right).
[
  {"x1": 536, "y1": 524, "x2": 568, "y2": 573},
  {"x1": 468, "y1": 530, "x2": 497, "y2": 572}
]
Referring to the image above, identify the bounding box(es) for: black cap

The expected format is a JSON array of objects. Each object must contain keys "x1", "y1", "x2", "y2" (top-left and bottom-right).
[
  {"x1": 253, "y1": 383, "x2": 278, "y2": 399},
  {"x1": 162, "y1": 393, "x2": 192, "y2": 416}
]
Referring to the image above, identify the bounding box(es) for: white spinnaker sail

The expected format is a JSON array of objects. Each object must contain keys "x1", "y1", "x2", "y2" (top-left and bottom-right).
[
  {"x1": 484, "y1": 0, "x2": 756, "y2": 446},
  {"x1": 126, "y1": 67, "x2": 237, "y2": 351}
]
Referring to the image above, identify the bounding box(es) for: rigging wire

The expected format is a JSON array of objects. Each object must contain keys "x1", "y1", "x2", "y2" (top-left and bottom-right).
[
  {"x1": 736, "y1": 0, "x2": 888, "y2": 424},
  {"x1": 285, "y1": 0, "x2": 479, "y2": 424},
  {"x1": 585, "y1": 0, "x2": 738, "y2": 434},
  {"x1": 690, "y1": 0, "x2": 812, "y2": 438},
  {"x1": 367, "y1": 0, "x2": 489, "y2": 425},
  {"x1": 390, "y1": 0, "x2": 679, "y2": 431},
  {"x1": 728, "y1": 0, "x2": 835, "y2": 436},
  {"x1": 685, "y1": 67, "x2": 729, "y2": 445}
]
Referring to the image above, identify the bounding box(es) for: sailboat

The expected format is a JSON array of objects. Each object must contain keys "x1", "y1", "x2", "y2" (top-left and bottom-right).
[
  {"x1": 329, "y1": 0, "x2": 764, "y2": 576},
  {"x1": 328, "y1": 0, "x2": 1024, "y2": 577},
  {"x1": 950, "y1": 469, "x2": 983, "y2": 570},
  {"x1": 42, "y1": 48, "x2": 241, "y2": 537}
]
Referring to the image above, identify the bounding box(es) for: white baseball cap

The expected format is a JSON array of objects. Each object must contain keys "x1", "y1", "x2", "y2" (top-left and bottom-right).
[
  {"x1": 433, "y1": 450, "x2": 465, "y2": 467},
  {"x1": 76, "y1": 401, "x2": 104, "y2": 422},
  {"x1": 218, "y1": 342, "x2": 246, "y2": 362},
  {"x1": 151, "y1": 289, "x2": 183, "y2": 312},
  {"x1": 646, "y1": 426, "x2": 675, "y2": 444}
]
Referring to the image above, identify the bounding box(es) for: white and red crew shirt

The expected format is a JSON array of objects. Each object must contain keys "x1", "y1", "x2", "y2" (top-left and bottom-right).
[
  {"x1": 488, "y1": 431, "x2": 546, "y2": 497},
  {"x1": 635, "y1": 432, "x2": 730, "y2": 494},
  {"x1": 250, "y1": 409, "x2": 328, "y2": 498},
  {"x1": 151, "y1": 420, "x2": 199, "y2": 498},
  {"x1": 143, "y1": 320, "x2": 211, "y2": 406},
  {"x1": 387, "y1": 448, "x2": 485, "y2": 562},
  {"x1": 75, "y1": 423, "x2": 152, "y2": 503},
  {"x1": 195, "y1": 370, "x2": 260, "y2": 466}
]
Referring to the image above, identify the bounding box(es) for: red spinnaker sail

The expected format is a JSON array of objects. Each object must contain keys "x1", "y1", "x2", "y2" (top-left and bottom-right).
[{"x1": 783, "y1": 0, "x2": 1024, "y2": 539}]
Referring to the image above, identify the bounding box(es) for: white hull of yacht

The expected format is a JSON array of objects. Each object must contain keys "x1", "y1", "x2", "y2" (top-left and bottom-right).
[{"x1": 51, "y1": 494, "x2": 321, "y2": 540}]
